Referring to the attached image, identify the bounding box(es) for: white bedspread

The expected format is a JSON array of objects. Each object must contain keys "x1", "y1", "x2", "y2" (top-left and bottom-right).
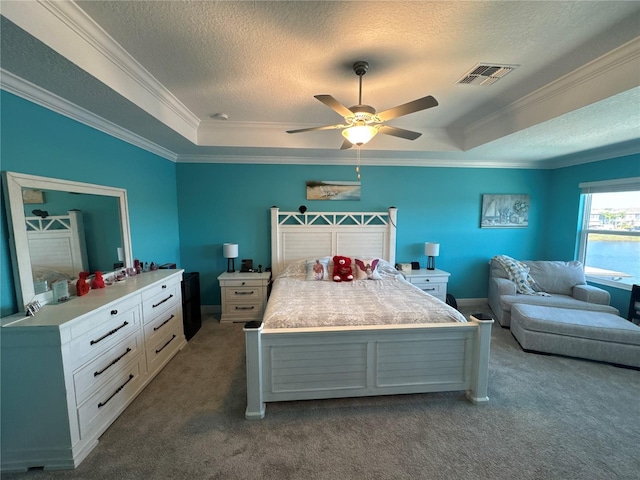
[{"x1": 263, "y1": 275, "x2": 467, "y2": 329}]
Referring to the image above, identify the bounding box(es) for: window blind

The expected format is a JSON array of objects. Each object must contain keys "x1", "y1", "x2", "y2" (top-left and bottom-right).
[{"x1": 579, "y1": 177, "x2": 640, "y2": 194}]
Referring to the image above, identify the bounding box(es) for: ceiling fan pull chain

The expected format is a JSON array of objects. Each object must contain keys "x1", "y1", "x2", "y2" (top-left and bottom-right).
[{"x1": 356, "y1": 147, "x2": 361, "y2": 181}]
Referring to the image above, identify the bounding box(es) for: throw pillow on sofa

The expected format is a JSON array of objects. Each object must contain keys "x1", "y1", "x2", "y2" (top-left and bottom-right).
[{"x1": 527, "y1": 261, "x2": 585, "y2": 296}]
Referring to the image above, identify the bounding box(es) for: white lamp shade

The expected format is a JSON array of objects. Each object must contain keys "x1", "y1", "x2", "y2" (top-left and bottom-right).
[
  {"x1": 425, "y1": 242, "x2": 440, "y2": 256},
  {"x1": 223, "y1": 243, "x2": 238, "y2": 259}
]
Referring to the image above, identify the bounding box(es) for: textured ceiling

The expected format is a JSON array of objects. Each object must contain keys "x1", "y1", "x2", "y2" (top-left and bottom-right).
[{"x1": 1, "y1": 1, "x2": 639, "y2": 167}]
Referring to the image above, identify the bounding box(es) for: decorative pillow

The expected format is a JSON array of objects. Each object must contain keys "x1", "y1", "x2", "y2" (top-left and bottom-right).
[
  {"x1": 305, "y1": 258, "x2": 330, "y2": 281},
  {"x1": 354, "y1": 258, "x2": 382, "y2": 280},
  {"x1": 527, "y1": 260, "x2": 586, "y2": 295}
]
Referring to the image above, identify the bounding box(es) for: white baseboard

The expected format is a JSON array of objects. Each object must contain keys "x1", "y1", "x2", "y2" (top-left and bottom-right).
[{"x1": 456, "y1": 298, "x2": 489, "y2": 307}]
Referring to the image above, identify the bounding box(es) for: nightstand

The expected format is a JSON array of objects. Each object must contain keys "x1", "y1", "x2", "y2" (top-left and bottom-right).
[
  {"x1": 403, "y1": 268, "x2": 450, "y2": 302},
  {"x1": 218, "y1": 271, "x2": 271, "y2": 323}
]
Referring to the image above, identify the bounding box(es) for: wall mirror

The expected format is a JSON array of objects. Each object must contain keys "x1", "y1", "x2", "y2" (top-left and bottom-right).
[{"x1": 3, "y1": 171, "x2": 133, "y2": 310}]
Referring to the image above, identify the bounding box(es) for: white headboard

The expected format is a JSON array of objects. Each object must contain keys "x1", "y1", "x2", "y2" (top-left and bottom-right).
[
  {"x1": 26, "y1": 210, "x2": 89, "y2": 281},
  {"x1": 270, "y1": 207, "x2": 397, "y2": 277}
]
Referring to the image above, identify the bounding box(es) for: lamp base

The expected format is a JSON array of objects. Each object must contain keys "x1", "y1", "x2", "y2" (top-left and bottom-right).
[
  {"x1": 426, "y1": 256, "x2": 435, "y2": 270},
  {"x1": 227, "y1": 258, "x2": 235, "y2": 273}
]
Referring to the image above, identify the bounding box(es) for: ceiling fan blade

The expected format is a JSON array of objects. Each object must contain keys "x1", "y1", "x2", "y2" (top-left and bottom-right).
[
  {"x1": 315, "y1": 95, "x2": 354, "y2": 118},
  {"x1": 378, "y1": 125, "x2": 422, "y2": 140},
  {"x1": 286, "y1": 124, "x2": 346, "y2": 134},
  {"x1": 377, "y1": 95, "x2": 438, "y2": 121},
  {"x1": 340, "y1": 139, "x2": 353, "y2": 150}
]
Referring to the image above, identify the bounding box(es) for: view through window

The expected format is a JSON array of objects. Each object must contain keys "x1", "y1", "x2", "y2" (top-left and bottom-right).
[{"x1": 579, "y1": 188, "x2": 640, "y2": 288}]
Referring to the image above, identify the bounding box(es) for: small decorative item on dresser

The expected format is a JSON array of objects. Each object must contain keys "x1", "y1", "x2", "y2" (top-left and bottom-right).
[
  {"x1": 52, "y1": 280, "x2": 70, "y2": 303},
  {"x1": 76, "y1": 272, "x2": 90, "y2": 296},
  {"x1": 92, "y1": 271, "x2": 105, "y2": 289}
]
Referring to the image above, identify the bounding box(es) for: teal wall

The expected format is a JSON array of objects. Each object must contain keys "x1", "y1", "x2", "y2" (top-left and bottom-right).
[
  {"x1": 546, "y1": 153, "x2": 640, "y2": 313},
  {"x1": 1, "y1": 90, "x2": 635, "y2": 316},
  {"x1": 176, "y1": 163, "x2": 550, "y2": 305},
  {"x1": 0, "y1": 91, "x2": 181, "y2": 316}
]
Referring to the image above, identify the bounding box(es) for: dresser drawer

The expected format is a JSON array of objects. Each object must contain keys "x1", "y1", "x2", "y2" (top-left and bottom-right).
[
  {"x1": 145, "y1": 319, "x2": 183, "y2": 376},
  {"x1": 144, "y1": 304, "x2": 182, "y2": 346},
  {"x1": 409, "y1": 276, "x2": 448, "y2": 288},
  {"x1": 222, "y1": 300, "x2": 264, "y2": 320},
  {"x1": 224, "y1": 285, "x2": 264, "y2": 302},
  {"x1": 416, "y1": 282, "x2": 445, "y2": 296},
  {"x1": 70, "y1": 305, "x2": 141, "y2": 369},
  {"x1": 221, "y1": 278, "x2": 265, "y2": 288},
  {"x1": 69, "y1": 295, "x2": 140, "y2": 340},
  {"x1": 73, "y1": 331, "x2": 144, "y2": 406},
  {"x1": 77, "y1": 355, "x2": 145, "y2": 439},
  {"x1": 142, "y1": 281, "x2": 181, "y2": 322}
]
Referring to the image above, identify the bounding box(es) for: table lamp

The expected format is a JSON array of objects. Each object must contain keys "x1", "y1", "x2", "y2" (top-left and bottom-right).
[
  {"x1": 223, "y1": 243, "x2": 238, "y2": 273},
  {"x1": 425, "y1": 242, "x2": 440, "y2": 270}
]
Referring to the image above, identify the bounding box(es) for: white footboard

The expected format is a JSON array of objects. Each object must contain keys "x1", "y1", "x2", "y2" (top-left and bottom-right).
[{"x1": 244, "y1": 318, "x2": 493, "y2": 419}]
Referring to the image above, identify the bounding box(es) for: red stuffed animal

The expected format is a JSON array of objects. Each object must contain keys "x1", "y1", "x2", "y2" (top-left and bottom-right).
[{"x1": 332, "y1": 255, "x2": 354, "y2": 282}]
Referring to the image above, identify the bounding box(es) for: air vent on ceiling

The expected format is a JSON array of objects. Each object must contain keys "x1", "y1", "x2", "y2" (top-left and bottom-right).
[{"x1": 456, "y1": 63, "x2": 518, "y2": 86}]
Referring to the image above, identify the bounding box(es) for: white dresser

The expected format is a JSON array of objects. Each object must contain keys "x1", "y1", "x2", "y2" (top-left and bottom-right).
[
  {"x1": 218, "y1": 271, "x2": 271, "y2": 323},
  {"x1": 0, "y1": 270, "x2": 186, "y2": 472},
  {"x1": 403, "y1": 268, "x2": 450, "y2": 302}
]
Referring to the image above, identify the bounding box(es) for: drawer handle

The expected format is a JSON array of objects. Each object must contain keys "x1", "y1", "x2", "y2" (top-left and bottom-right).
[
  {"x1": 90, "y1": 321, "x2": 129, "y2": 345},
  {"x1": 155, "y1": 334, "x2": 177, "y2": 354},
  {"x1": 162, "y1": 284, "x2": 167, "y2": 289},
  {"x1": 234, "y1": 291, "x2": 254, "y2": 295},
  {"x1": 94, "y1": 347, "x2": 132, "y2": 377},
  {"x1": 98, "y1": 374, "x2": 134, "y2": 408},
  {"x1": 424, "y1": 288, "x2": 436, "y2": 291},
  {"x1": 153, "y1": 314, "x2": 175, "y2": 331},
  {"x1": 235, "y1": 306, "x2": 255, "y2": 311},
  {"x1": 152, "y1": 294, "x2": 174, "y2": 308},
  {"x1": 111, "y1": 309, "x2": 118, "y2": 315}
]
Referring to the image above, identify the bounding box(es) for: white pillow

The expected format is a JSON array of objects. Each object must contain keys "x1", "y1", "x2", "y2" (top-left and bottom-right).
[
  {"x1": 354, "y1": 258, "x2": 382, "y2": 280},
  {"x1": 305, "y1": 258, "x2": 331, "y2": 281}
]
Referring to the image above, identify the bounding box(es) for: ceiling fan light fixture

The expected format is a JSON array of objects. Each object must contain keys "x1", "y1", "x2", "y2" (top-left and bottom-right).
[{"x1": 342, "y1": 125, "x2": 378, "y2": 146}]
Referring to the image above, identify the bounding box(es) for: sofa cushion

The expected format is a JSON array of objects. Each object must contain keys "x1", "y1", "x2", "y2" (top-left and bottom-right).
[
  {"x1": 525, "y1": 261, "x2": 585, "y2": 295},
  {"x1": 512, "y1": 304, "x2": 640, "y2": 347},
  {"x1": 500, "y1": 293, "x2": 619, "y2": 316}
]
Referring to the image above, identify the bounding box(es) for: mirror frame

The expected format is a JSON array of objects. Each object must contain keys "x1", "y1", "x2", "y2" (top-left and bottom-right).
[{"x1": 3, "y1": 171, "x2": 133, "y2": 310}]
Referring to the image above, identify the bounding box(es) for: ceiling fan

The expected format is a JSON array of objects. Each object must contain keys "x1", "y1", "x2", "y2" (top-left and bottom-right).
[{"x1": 287, "y1": 61, "x2": 438, "y2": 149}]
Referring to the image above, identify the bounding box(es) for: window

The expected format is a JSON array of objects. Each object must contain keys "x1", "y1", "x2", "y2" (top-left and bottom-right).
[{"x1": 578, "y1": 178, "x2": 640, "y2": 290}]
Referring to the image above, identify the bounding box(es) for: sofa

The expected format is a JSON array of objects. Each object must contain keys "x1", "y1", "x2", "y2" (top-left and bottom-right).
[{"x1": 488, "y1": 258, "x2": 620, "y2": 327}]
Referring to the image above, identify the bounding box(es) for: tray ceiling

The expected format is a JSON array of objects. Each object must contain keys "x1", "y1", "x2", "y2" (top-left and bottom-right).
[{"x1": 1, "y1": 1, "x2": 639, "y2": 168}]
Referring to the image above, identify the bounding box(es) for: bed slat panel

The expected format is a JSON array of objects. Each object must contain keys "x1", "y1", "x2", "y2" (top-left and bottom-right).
[
  {"x1": 266, "y1": 343, "x2": 367, "y2": 393},
  {"x1": 377, "y1": 338, "x2": 468, "y2": 386},
  {"x1": 335, "y1": 231, "x2": 387, "y2": 259}
]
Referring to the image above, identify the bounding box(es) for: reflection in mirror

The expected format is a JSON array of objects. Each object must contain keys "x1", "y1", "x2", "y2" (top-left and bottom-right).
[
  {"x1": 3, "y1": 171, "x2": 132, "y2": 310},
  {"x1": 24, "y1": 189, "x2": 123, "y2": 295}
]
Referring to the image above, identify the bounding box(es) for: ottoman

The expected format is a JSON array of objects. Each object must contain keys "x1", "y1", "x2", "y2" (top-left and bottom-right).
[{"x1": 511, "y1": 304, "x2": 640, "y2": 368}]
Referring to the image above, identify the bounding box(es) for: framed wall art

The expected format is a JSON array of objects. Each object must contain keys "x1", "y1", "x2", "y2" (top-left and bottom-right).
[
  {"x1": 306, "y1": 180, "x2": 361, "y2": 201},
  {"x1": 481, "y1": 194, "x2": 529, "y2": 228}
]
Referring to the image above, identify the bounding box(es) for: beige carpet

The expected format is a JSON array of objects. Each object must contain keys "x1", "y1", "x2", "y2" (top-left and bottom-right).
[{"x1": 4, "y1": 305, "x2": 639, "y2": 480}]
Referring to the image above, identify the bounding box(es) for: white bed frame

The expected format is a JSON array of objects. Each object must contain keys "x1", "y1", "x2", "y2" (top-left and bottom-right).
[{"x1": 244, "y1": 207, "x2": 492, "y2": 419}]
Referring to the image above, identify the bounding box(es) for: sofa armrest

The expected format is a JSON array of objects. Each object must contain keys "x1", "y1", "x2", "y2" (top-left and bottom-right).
[
  {"x1": 489, "y1": 277, "x2": 516, "y2": 297},
  {"x1": 573, "y1": 284, "x2": 610, "y2": 305}
]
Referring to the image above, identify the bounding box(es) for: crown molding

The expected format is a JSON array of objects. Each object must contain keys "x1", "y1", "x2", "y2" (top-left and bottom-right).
[
  {"x1": 1, "y1": 69, "x2": 178, "y2": 162},
  {"x1": 176, "y1": 153, "x2": 548, "y2": 169},
  {"x1": 541, "y1": 139, "x2": 640, "y2": 169},
  {"x1": 464, "y1": 36, "x2": 640, "y2": 150},
  {"x1": 1, "y1": 0, "x2": 200, "y2": 142}
]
